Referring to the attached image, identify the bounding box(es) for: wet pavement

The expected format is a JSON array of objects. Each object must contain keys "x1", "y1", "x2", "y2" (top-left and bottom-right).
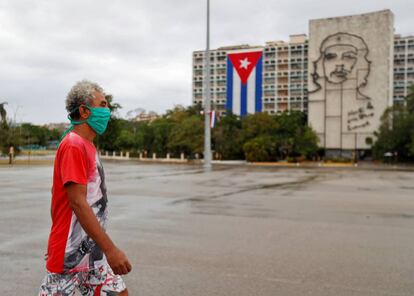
[{"x1": 1, "y1": 161, "x2": 414, "y2": 295}]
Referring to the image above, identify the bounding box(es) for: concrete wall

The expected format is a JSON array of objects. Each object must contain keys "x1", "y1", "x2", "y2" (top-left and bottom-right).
[{"x1": 308, "y1": 10, "x2": 394, "y2": 150}]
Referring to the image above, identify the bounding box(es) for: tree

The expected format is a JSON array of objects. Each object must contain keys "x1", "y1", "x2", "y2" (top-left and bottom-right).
[
  {"x1": 150, "y1": 117, "x2": 173, "y2": 156},
  {"x1": 114, "y1": 130, "x2": 136, "y2": 151},
  {"x1": 243, "y1": 136, "x2": 277, "y2": 162},
  {"x1": 212, "y1": 112, "x2": 244, "y2": 160},
  {"x1": 293, "y1": 126, "x2": 319, "y2": 158},
  {"x1": 168, "y1": 115, "x2": 203, "y2": 156},
  {"x1": 373, "y1": 85, "x2": 414, "y2": 161},
  {"x1": 134, "y1": 122, "x2": 154, "y2": 153},
  {"x1": 239, "y1": 111, "x2": 318, "y2": 161},
  {"x1": 241, "y1": 112, "x2": 279, "y2": 141},
  {"x1": 0, "y1": 102, "x2": 7, "y2": 123},
  {"x1": 0, "y1": 105, "x2": 9, "y2": 153}
]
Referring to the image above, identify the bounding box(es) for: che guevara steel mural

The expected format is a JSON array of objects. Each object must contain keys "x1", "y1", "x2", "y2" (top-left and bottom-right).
[{"x1": 309, "y1": 32, "x2": 374, "y2": 132}]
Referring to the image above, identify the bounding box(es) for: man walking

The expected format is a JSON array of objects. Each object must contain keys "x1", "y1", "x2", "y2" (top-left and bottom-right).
[{"x1": 39, "y1": 80, "x2": 131, "y2": 295}]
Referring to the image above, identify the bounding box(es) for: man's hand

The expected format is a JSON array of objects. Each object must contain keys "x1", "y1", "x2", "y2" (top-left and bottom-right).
[{"x1": 105, "y1": 246, "x2": 132, "y2": 275}]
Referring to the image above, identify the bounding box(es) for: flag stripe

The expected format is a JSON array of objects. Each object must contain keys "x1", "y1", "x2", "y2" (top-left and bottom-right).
[
  {"x1": 226, "y1": 57, "x2": 233, "y2": 112},
  {"x1": 233, "y1": 70, "x2": 241, "y2": 115},
  {"x1": 247, "y1": 68, "x2": 256, "y2": 114},
  {"x1": 240, "y1": 83, "x2": 247, "y2": 116},
  {"x1": 210, "y1": 111, "x2": 215, "y2": 128},
  {"x1": 255, "y1": 55, "x2": 263, "y2": 112}
]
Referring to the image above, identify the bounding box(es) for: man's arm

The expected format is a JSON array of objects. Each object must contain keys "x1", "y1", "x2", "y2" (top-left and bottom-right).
[
  {"x1": 50, "y1": 187, "x2": 53, "y2": 219},
  {"x1": 66, "y1": 182, "x2": 132, "y2": 275}
]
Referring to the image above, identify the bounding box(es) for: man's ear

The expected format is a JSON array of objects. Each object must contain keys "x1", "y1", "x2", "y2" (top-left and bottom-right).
[{"x1": 79, "y1": 105, "x2": 90, "y2": 120}]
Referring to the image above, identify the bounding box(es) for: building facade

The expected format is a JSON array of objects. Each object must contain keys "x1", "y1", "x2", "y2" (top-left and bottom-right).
[
  {"x1": 192, "y1": 36, "x2": 308, "y2": 116},
  {"x1": 192, "y1": 10, "x2": 412, "y2": 152},
  {"x1": 262, "y1": 35, "x2": 308, "y2": 114},
  {"x1": 308, "y1": 10, "x2": 394, "y2": 152},
  {"x1": 393, "y1": 35, "x2": 414, "y2": 104},
  {"x1": 193, "y1": 45, "x2": 252, "y2": 115}
]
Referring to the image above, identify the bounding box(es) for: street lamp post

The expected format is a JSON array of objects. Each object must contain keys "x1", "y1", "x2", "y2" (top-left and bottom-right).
[{"x1": 203, "y1": 0, "x2": 212, "y2": 169}]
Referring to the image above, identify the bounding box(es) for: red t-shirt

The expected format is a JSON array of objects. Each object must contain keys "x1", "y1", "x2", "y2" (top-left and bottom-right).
[{"x1": 46, "y1": 132, "x2": 108, "y2": 274}]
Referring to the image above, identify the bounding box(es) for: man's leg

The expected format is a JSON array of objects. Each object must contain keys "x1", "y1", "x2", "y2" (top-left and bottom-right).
[
  {"x1": 84, "y1": 265, "x2": 127, "y2": 295},
  {"x1": 38, "y1": 272, "x2": 79, "y2": 296}
]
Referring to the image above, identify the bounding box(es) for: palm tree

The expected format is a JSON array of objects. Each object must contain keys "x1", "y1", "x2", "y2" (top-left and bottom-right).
[{"x1": 0, "y1": 102, "x2": 7, "y2": 123}]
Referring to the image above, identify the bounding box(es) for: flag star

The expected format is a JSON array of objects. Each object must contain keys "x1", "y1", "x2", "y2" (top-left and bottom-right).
[{"x1": 239, "y1": 58, "x2": 251, "y2": 69}]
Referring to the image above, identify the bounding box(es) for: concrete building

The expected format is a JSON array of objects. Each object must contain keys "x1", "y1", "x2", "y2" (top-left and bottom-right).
[
  {"x1": 193, "y1": 35, "x2": 412, "y2": 115},
  {"x1": 192, "y1": 10, "x2": 414, "y2": 155},
  {"x1": 132, "y1": 111, "x2": 159, "y2": 122},
  {"x1": 262, "y1": 35, "x2": 308, "y2": 114},
  {"x1": 192, "y1": 36, "x2": 308, "y2": 116},
  {"x1": 193, "y1": 45, "x2": 253, "y2": 115},
  {"x1": 393, "y1": 35, "x2": 414, "y2": 104},
  {"x1": 308, "y1": 10, "x2": 394, "y2": 154}
]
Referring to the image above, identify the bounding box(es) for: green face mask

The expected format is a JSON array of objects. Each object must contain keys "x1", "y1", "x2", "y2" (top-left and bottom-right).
[
  {"x1": 59, "y1": 106, "x2": 111, "y2": 144},
  {"x1": 71, "y1": 106, "x2": 111, "y2": 135}
]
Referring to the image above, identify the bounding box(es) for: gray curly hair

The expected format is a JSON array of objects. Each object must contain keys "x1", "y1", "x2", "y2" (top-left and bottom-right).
[{"x1": 66, "y1": 80, "x2": 104, "y2": 117}]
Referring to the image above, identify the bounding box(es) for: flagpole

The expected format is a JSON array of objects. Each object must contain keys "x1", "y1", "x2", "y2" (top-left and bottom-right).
[{"x1": 204, "y1": 0, "x2": 212, "y2": 169}]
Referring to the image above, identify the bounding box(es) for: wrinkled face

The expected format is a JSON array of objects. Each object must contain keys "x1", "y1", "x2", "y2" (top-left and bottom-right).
[
  {"x1": 78, "y1": 91, "x2": 108, "y2": 120},
  {"x1": 90, "y1": 91, "x2": 108, "y2": 108},
  {"x1": 323, "y1": 45, "x2": 358, "y2": 84}
]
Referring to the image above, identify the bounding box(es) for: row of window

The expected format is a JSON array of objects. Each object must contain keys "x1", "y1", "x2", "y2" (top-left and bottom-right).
[
  {"x1": 193, "y1": 56, "x2": 226, "y2": 63},
  {"x1": 264, "y1": 52, "x2": 308, "y2": 58},
  {"x1": 194, "y1": 87, "x2": 226, "y2": 92},
  {"x1": 395, "y1": 39, "x2": 414, "y2": 44},
  {"x1": 395, "y1": 61, "x2": 414, "y2": 66},
  {"x1": 264, "y1": 84, "x2": 307, "y2": 89},
  {"x1": 395, "y1": 45, "x2": 414, "y2": 51},
  {"x1": 395, "y1": 53, "x2": 414, "y2": 59},
  {"x1": 194, "y1": 82, "x2": 308, "y2": 89},
  {"x1": 193, "y1": 97, "x2": 308, "y2": 102},
  {"x1": 194, "y1": 51, "x2": 226, "y2": 57},
  {"x1": 394, "y1": 74, "x2": 414, "y2": 80},
  {"x1": 263, "y1": 103, "x2": 309, "y2": 110},
  {"x1": 394, "y1": 67, "x2": 414, "y2": 72},
  {"x1": 266, "y1": 66, "x2": 308, "y2": 71},
  {"x1": 264, "y1": 97, "x2": 308, "y2": 102},
  {"x1": 264, "y1": 44, "x2": 309, "y2": 52},
  {"x1": 194, "y1": 74, "x2": 307, "y2": 81},
  {"x1": 193, "y1": 63, "x2": 226, "y2": 69},
  {"x1": 264, "y1": 108, "x2": 308, "y2": 115},
  {"x1": 264, "y1": 70, "x2": 308, "y2": 75},
  {"x1": 263, "y1": 59, "x2": 308, "y2": 65}
]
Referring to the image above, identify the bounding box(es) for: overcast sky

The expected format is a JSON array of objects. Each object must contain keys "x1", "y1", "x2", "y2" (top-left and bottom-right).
[{"x1": 1, "y1": 0, "x2": 413, "y2": 124}]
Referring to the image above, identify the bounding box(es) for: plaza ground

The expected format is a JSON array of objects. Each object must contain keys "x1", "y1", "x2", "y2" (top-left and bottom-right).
[{"x1": 1, "y1": 162, "x2": 414, "y2": 295}]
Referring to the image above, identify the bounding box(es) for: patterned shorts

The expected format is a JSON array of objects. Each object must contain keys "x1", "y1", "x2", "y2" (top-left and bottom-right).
[{"x1": 38, "y1": 264, "x2": 126, "y2": 296}]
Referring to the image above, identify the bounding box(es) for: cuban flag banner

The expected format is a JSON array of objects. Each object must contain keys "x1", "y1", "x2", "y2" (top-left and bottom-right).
[
  {"x1": 226, "y1": 50, "x2": 263, "y2": 116},
  {"x1": 210, "y1": 110, "x2": 216, "y2": 128}
]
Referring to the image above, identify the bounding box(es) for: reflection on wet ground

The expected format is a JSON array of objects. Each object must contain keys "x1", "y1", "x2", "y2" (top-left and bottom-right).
[{"x1": 1, "y1": 162, "x2": 414, "y2": 295}]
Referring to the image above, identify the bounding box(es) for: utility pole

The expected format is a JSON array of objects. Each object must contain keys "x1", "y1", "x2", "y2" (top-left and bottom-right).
[{"x1": 203, "y1": 0, "x2": 212, "y2": 169}]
